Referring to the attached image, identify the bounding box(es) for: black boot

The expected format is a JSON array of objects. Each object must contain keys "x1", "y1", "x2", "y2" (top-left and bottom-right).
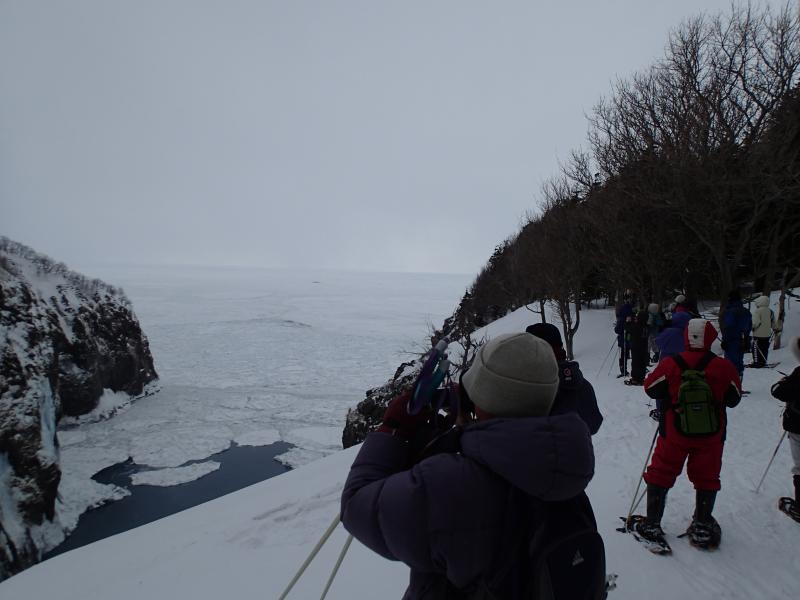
[
  {"x1": 646, "y1": 484, "x2": 668, "y2": 526},
  {"x1": 694, "y1": 489, "x2": 716, "y2": 523},
  {"x1": 628, "y1": 484, "x2": 671, "y2": 552},
  {"x1": 632, "y1": 485, "x2": 668, "y2": 541},
  {"x1": 778, "y1": 476, "x2": 800, "y2": 522},
  {"x1": 688, "y1": 490, "x2": 721, "y2": 549}
]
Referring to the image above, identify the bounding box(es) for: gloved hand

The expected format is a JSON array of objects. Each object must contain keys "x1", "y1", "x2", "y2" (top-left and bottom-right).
[{"x1": 377, "y1": 390, "x2": 430, "y2": 439}]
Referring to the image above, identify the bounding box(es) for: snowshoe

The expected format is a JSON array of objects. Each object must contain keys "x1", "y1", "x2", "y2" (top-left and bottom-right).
[
  {"x1": 746, "y1": 362, "x2": 779, "y2": 369},
  {"x1": 649, "y1": 409, "x2": 661, "y2": 422},
  {"x1": 682, "y1": 517, "x2": 721, "y2": 550},
  {"x1": 778, "y1": 497, "x2": 800, "y2": 523},
  {"x1": 616, "y1": 372, "x2": 629, "y2": 379},
  {"x1": 624, "y1": 378, "x2": 644, "y2": 386},
  {"x1": 617, "y1": 516, "x2": 672, "y2": 555}
]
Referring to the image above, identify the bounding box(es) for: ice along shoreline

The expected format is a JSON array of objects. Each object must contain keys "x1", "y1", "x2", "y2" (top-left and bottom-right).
[{"x1": 45, "y1": 441, "x2": 293, "y2": 559}]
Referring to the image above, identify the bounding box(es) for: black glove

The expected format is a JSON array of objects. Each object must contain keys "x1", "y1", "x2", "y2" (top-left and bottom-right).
[{"x1": 377, "y1": 391, "x2": 430, "y2": 439}]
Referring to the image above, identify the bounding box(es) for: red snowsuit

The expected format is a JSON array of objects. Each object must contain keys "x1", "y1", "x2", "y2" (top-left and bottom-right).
[{"x1": 643, "y1": 320, "x2": 741, "y2": 491}]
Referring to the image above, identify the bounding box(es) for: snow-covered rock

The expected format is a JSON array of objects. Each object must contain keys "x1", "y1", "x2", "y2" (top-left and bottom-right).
[
  {"x1": 0, "y1": 237, "x2": 157, "y2": 579},
  {"x1": 341, "y1": 359, "x2": 418, "y2": 448}
]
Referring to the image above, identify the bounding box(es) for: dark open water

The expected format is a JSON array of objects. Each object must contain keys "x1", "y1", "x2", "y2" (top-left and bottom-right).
[{"x1": 45, "y1": 441, "x2": 292, "y2": 559}]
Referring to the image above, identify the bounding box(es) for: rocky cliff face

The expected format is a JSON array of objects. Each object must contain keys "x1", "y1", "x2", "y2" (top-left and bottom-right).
[
  {"x1": 0, "y1": 237, "x2": 157, "y2": 579},
  {"x1": 342, "y1": 360, "x2": 419, "y2": 449}
]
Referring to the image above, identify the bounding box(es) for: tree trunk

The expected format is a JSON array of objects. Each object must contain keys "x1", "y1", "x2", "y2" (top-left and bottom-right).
[
  {"x1": 556, "y1": 298, "x2": 574, "y2": 361},
  {"x1": 762, "y1": 238, "x2": 779, "y2": 297},
  {"x1": 773, "y1": 267, "x2": 788, "y2": 350},
  {"x1": 569, "y1": 296, "x2": 581, "y2": 361}
]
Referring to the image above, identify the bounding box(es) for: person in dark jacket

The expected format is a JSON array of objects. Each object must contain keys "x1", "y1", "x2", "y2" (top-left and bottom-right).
[
  {"x1": 721, "y1": 289, "x2": 752, "y2": 379},
  {"x1": 526, "y1": 322, "x2": 603, "y2": 434},
  {"x1": 626, "y1": 307, "x2": 650, "y2": 385},
  {"x1": 655, "y1": 311, "x2": 691, "y2": 360},
  {"x1": 646, "y1": 303, "x2": 666, "y2": 363},
  {"x1": 341, "y1": 333, "x2": 595, "y2": 599},
  {"x1": 635, "y1": 319, "x2": 742, "y2": 548},
  {"x1": 770, "y1": 336, "x2": 800, "y2": 521},
  {"x1": 615, "y1": 296, "x2": 634, "y2": 377}
]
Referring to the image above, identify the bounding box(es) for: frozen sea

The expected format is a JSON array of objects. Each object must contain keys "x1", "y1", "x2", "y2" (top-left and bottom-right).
[{"x1": 55, "y1": 265, "x2": 471, "y2": 535}]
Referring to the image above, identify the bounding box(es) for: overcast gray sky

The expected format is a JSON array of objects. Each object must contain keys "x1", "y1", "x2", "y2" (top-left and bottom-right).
[{"x1": 0, "y1": 1, "x2": 769, "y2": 274}]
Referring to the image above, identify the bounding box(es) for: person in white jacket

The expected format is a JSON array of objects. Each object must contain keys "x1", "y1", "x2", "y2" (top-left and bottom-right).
[{"x1": 751, "y1": 295, "x2": 775, "y2": 367}]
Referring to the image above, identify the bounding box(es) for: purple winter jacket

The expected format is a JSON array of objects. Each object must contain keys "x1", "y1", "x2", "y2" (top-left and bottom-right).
[
  {"x1": 655, "y1": 311, "x2": 691, "y2": 359},
  {"x1": 340, "y1": 413, "x2": 595, "y2": 599}
]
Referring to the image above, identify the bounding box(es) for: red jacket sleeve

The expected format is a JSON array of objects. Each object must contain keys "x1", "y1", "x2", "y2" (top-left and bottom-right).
[{"x1": 708, "y1": 356, "x2": 742, "y2": 408}]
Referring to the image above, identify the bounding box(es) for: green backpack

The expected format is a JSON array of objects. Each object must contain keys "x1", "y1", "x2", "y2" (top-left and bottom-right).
[{"x1": 671, "y1": 353, "x2": 719, "y2": 437}]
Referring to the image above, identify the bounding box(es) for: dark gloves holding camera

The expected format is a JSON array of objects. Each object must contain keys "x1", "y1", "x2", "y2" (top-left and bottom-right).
[{"x1": 377, "y1": 390, "x2": 430, "y2": 440}]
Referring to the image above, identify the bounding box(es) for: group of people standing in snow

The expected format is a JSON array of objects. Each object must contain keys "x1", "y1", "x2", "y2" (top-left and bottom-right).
[
  {"x1": 614, "y1": 293, "x2": 697, "y2": 385},
  {"x1": 611, "y1": 291, "x2": 799, "y2": 552},
  {"x1": 336, "y1": 290, "x2": 797, "y2": 599}
]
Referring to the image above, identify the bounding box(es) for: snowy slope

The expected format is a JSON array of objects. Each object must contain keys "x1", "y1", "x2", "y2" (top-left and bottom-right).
[{"x1": 2, "y1": 295, "x2": 799, "y2": 599}]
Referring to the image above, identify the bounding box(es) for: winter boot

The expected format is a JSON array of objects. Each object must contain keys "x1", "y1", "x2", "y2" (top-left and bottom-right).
[
  {"x1": 625, "y1": 485, "x2": 671, "y2": 553},
  {"x1": 632, "y1": 485, "x2": 668, "y2": 541},
  {"x1": 779, "y1": 475, "x2": 800, "y2": 523},
  {"x1": 687, "y1": 490, "x2": 721, "y2": 549}
]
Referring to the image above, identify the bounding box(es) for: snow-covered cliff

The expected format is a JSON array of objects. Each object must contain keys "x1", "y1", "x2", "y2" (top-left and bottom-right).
[{"x1": 0, "y1": 237, "x2": 157, "y2": 579}]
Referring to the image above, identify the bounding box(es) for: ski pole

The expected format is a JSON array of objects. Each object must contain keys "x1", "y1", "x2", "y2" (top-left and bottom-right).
[
  {"x1": 278, "y1": 513, "x2": 341, "y2": 600},
  {"x1": 319, "y1": 533, "x2": 354, "y2": 600},
  {"x1": 597, "y1": 338, "x2": 617, "y2": 376},
  {"x1": 754, "y1": 334, "x2": 771, "y2": 366},
  {"x1": 608, "y1": 347, "x2": 618, "y2": 377},
  {"x1": 625, "y1": 425, "x2": 659, "y2": 529},
  {"x1": 755, "y1": 431, "x2": 787, "y2": 494}
]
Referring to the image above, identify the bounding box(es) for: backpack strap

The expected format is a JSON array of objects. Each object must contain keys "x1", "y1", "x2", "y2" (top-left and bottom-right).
[
  {"x1": 695, "y1": 352, "x2": 716, "y2": 372},
  {"x1": 671, "y1": 354, "x2": 689, "y2": 372}
]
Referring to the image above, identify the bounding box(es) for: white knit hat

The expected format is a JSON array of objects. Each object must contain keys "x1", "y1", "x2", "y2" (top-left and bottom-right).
[
  {"x1": 461, "y1": 333, "x2": 559, "y2": 418},
  {"x1": 675, "y1": 294, "x2": 686, "y2": 304}
]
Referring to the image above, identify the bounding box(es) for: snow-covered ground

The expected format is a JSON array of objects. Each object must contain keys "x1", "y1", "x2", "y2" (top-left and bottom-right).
[
  {"x1": 55, "y1": 265, "x2": 471, "y2": 533},
  {"x1": 4, "y1": 291, "x2": 798, "y2": 598}
]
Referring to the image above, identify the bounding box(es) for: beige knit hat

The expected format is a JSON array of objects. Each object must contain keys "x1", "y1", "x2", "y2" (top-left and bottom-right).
[{"x1": 461, "y1": 332, "x2": 559, "y2": 418}]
